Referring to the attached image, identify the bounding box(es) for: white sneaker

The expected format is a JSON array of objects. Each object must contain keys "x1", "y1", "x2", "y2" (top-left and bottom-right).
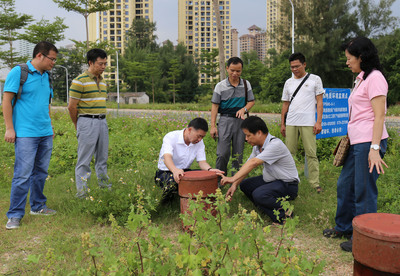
[{"x1": 6, "y1": 218, "x2": 21, "y2": 229}]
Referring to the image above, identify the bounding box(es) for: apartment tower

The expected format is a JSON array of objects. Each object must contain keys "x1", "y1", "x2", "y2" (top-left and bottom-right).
[
  {"x1": 239, "y1": 25, "x2": 266, "y2": 61},
  {"x1": 266, "y1": 0, "x2": 282, "y2": 54},
  {"x1": 178, "y1": 0, "x2": 231, "y2": 84},
  {"x1": 266, "y1": 0, "x2": 303, "y2": 54},
  {"x1": 88, "y1": 0, "x2": 153, "y2": 84}
]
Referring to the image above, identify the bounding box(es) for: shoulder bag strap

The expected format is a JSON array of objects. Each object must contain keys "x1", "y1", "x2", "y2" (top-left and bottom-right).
[
  {"x1": 242, "y1": 78, "x2": 249, "y2": 118},
  {"x1": 289, "y1": 73, "x2": 310, "y2": 103}
]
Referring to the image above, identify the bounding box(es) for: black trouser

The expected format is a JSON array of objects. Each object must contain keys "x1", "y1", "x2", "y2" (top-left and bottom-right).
[
  {"x1": 154, "y1": 169, "x2": 191, "y2": 199},
  {"x1": 240, "y1": 175, "x2": 298, "y2": 223}
]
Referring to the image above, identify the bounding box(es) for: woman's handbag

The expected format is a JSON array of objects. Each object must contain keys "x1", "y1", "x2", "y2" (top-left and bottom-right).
[{"x1": 333, "y1": 136, "x2": 350, "y2": 167}]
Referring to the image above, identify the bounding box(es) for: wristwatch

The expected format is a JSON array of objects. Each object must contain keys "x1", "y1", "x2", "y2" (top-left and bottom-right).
[
  {"x1": 370, "y1": 144, "x2": 380, "y2": 150},
  {"x1": 243, "y1": 107, "x2": 248, "y2": 114}
]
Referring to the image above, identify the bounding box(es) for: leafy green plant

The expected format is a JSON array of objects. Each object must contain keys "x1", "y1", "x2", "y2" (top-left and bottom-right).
[
  {"x1": 71, "y1": 188, "x2": 325, "y2": 275},
  {"x1": 79, "y1": 180, "x2": 159, "y2": 225}
]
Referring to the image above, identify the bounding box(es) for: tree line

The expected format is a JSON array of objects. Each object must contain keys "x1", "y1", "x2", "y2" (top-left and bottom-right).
[{"x1": 1, "y1": 0, "x2": 399, "y2": 105}]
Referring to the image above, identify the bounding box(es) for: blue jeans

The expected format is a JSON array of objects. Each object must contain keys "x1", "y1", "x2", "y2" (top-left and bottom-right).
[
  {"x1": 334, "y1": 139, "x2": 387, "y2": 233},
  {"x1": 240, "y1": 176, "x2": 298, "y2": 222},
  {"x1": 7, "y1": 136, "x2": 53, "y2": 219}
]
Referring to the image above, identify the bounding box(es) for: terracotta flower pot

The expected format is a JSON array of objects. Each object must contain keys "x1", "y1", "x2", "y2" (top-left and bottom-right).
[
  {"x1": 353, "y1": 213, "x2": 400, "y2": 275},
  {"x1": 178, "y1": 171, "x2": 218, "y2": 232}
]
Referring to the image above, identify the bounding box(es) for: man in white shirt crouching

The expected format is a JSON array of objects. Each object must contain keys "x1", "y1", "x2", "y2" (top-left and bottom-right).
[{"x1": 155, "y1": 117, "x2": 224, "y2": 202}]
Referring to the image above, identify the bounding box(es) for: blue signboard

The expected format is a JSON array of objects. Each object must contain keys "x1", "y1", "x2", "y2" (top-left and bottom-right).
[{"x1": 316, "y1": 88, "x2": 351, "y2": 139}]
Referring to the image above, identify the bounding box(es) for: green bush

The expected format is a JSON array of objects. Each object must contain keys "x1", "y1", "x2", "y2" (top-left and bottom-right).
[
  {"x1": 79, "y1": 181, "x2": 159, "y2": 225},
  {"x1": 377, "y1": 128, "x2": 400, "y2": 214},
  {"x1": 58, "y1": 190, "x2": 325, "y2": 275}
]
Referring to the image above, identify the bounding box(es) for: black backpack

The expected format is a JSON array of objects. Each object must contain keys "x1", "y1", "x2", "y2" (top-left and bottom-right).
[{"x1": 12, "y1": 63, "x2": 53, "y2": 108}]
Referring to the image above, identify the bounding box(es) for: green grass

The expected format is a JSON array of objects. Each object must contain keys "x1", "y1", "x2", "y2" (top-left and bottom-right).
[
  {"x1": 1, "y1": 109, "x2": 399, "y2": 274},
  {"x1": 52, "y1": 99, "x2": 400, "y2": 116},
  {"x1": 51, "y1": 100, "x2": 284, "y2": 114},
  {"x1": 387, "y1": 104, "x2": 400, "y2": 116}
]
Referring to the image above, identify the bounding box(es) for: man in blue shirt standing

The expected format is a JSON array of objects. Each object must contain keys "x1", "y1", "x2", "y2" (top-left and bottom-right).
[{"x1": 2, "y1": 41, "x2": 58, "y2": 230}]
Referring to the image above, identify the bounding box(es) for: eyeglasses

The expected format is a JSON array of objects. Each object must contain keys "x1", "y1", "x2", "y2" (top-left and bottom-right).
[
  {"x1": 290, "y1": 65, "x2": 303, "y2": 70},
  {"x1": 42, "y1": 53, "x2": 57, "y2": 63}
]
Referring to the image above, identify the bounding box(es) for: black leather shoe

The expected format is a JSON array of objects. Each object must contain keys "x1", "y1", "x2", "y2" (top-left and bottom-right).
[
  {"x1": 340, "y1": 240, "x2": 352, "y2": 252},
  {"x1": 323, "y1": 228, "x2": 352, "y2": 239}
]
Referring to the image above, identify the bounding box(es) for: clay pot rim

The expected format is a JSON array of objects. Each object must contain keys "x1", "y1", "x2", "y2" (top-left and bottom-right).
[
  {"x1": 353, "y1": 213, "x2": 400, "y2": 242},
  {"x1": 181, "y1": 171, "x2": 218, "y2": 181}
]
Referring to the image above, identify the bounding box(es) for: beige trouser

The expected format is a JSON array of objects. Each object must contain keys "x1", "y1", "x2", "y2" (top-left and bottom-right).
[{"x1": 285, "y1": 126, "x2": 320, "y2": 188}]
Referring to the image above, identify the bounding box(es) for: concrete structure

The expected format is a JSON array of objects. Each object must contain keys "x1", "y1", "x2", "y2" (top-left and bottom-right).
[
  {"x1": 178, "y1": 0, "x2": 231, "y2": 84},
  {"x1": 18, "y1": 40, "x2": 35, "y2": 58},
  {"x1": 231, "y1": 28, "x2": 238, "y2": 57},
  {"x1": 239, "y1": 25, "x2": 266, "y2": 62},
  {"x1": 108, "y1": 92, "x2": 149, "y2": 104},
  {"x1": 266, "y1": 0, "x2": 282, "y2": 53},
  {"x1": 266, "y1": 0, "x2": 304, "y2": 55},
  {"x1": 88, "y1": 0, "x2": 153, "y2": 85}
]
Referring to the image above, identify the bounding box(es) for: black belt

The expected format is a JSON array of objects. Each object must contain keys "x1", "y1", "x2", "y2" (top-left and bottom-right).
[
  {"x1": 79, "y1": 114, "x2": 106, "y2": 119},
  {"x1": 220, "y1": 113, "x2": 237, "y2": 118},
  {"x1": 286, "y1": 180, "x2": 299, "y2": 186}
]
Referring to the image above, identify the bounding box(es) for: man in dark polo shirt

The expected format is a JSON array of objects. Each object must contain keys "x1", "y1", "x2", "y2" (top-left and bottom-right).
[{"x1": 210, "y1": 57, "x2": 255, "y2": 176}]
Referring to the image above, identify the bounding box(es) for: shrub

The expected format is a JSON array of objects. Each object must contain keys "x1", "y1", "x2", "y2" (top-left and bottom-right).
[{"x1": 66, "y1": 189, "x2": 325, "y2": 275}]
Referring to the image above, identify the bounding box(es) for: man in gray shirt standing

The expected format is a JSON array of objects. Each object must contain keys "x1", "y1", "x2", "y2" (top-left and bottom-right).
[{"x1": 218, "y1": 116, "x2": 299, "y2": 224}]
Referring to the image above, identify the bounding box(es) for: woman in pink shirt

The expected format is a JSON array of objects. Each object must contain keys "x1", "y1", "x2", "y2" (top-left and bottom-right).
[{"x1": 323, "y1": 37, "x2": 389, "y2": 253}]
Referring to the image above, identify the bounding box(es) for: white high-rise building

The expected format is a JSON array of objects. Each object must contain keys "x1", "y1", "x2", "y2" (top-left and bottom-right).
[{"x1": 88, "y1": 0, "x2": 154, "y2": 84}]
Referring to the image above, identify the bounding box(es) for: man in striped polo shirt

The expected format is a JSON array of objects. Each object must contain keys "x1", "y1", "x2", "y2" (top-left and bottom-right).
[
  {"x1": 211, "y1": 57, "x2": 255, "y2": 176},
  {"x1": 68, "y1": 49, "x2": 111, "y2": 197}
]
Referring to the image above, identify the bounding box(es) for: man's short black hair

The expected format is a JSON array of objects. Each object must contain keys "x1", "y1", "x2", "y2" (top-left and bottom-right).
[
  {"x1": 87, "y1": 48, "x2": 107, "y2": 65},
  {"x1": 227, "y1": 56, "x2": 243, "y2": 68},
  {"x1": 241, "y1": 116, "x2": 269, "y2": 135},
  {"x1": 188, "y1": 117, "x2": 208, "y2": 132},
  {"x1": 33, "y1": 41, "x2": 58, "y2": 59},
  {"x1": 289, "y1": 52, "x2": 306, "y2": 64}
]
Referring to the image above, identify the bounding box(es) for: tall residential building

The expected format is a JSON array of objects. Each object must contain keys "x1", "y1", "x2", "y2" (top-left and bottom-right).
[
  {"x1": 266, "y1": 0, "x2": 302, "y2": 54},
  {"x1": 88, "y1": 0, "x2": 153, "y2": 84},
  {"x1": 18, "y1": 40, "x2": 35, "y2": 58},
  {"x1": 266, "y1": 0, "x2": 281, "y2": 53},
  {"x1": 239, "y1": 25, "x2": 266, "y2": 62},
  {"x1": 231, "y1": 28, "x2": 238, "y2": 57},
  {"x1": 178, "y1": 0, "x2": 231, "y2": 84}
]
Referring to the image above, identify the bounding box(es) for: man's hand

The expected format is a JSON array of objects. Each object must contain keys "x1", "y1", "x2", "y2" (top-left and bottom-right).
[
  {"x1": 313, "y1": 122, "x2": 322, "y2": 135},
  {"x1": 226, "y1": 185, "x2": 237, "y2": 201},
  {"x1": 210, "y1": 125, "x2": 218, "y2": 140},
  {"x1": 217, "y1": 173, "x2": 234, "y2": 186},
  {"x1": 236, "y1": 108, "x2": 246, "y2": 120},
  {"x1": 209, "y1": 168, "x2": 224, "y2": 174},
  {"x1": 172, "y1": 168, "x2": 185, "y2": 184},
  {"x1": 368, "y1": 150, "x2": 388, "y2": 174},
  {"x1": 4, "y1": 129, "x2": 16, "y2": 143},
  {"x1": 280, "y1": 124, "x2": 286, "y2": 137},
  {"x1": 217, "y1": 173, "x2": 238, "y2": 200},
  {"x1": 67, "y1": 98, "x2": 80, "y2": 130}
]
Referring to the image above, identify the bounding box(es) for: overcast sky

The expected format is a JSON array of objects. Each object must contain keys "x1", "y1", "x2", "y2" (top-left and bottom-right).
[
  {"x1": 11, "y1": 0, "x2": 399, "y2": 48},
  {"x1": 13, "y1": 0, "x2": 268, "y2": 47}
]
